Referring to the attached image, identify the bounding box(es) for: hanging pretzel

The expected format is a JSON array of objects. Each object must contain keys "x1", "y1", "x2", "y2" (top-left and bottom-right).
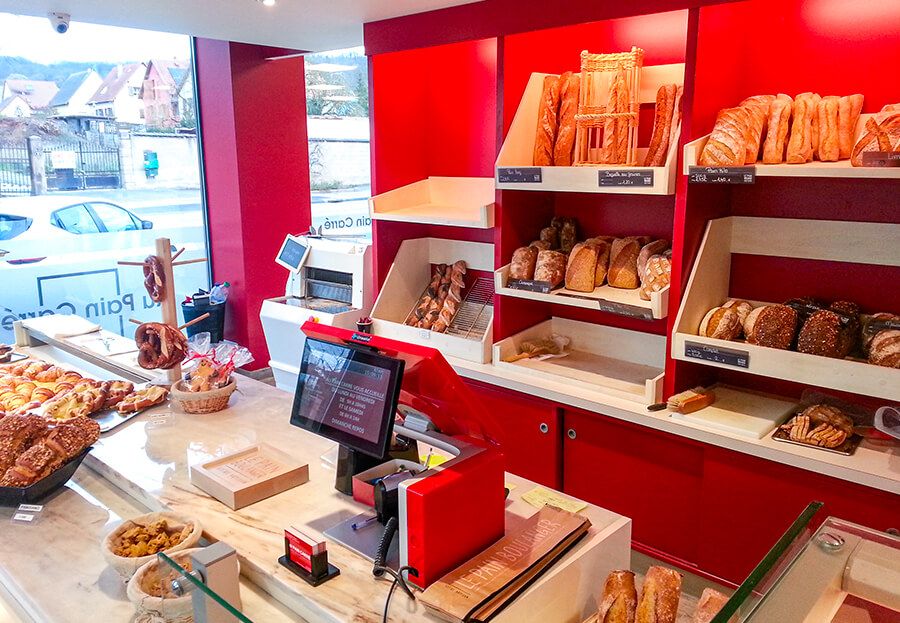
[
  {"x1": 135, "y1": 323, "x2": 188, "y2": 370},
  {"x1": 143, "y1": 255, "x2": 166, "y2": 303}
]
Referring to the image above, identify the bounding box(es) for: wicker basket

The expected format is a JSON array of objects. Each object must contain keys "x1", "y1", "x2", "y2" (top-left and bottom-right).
[
  {"x1": 102, "y1": 512, "x2": 202, "y2": 581},
  {"x1": 170, "y1": 379, "x2": 236, "y2": 414}
]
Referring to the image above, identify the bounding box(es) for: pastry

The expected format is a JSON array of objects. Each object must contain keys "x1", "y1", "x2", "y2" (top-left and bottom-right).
[
  {"x1": 553, "y1": 72, "x2": 580, "y2": 166},
  {"x1": 797, "y1": 310, "x2": 850, "y2": 358},
  {"x1": 722, "y1": 299, "x2": 753, "y2": 327},
  {"x1": 698, "y1": 307, "x2": 742, "y2": 341},
  {"x1": 534, "y1": 250, "x2": 567, "y2": 288},
  {"x1": 586, "y1": 238, "x2": 612, "y2": 287},
  {"x1": 851, "y1": 113, "x2": 900, "y2": 166},
  {"x1": 816, "y1": 96, "x2": 840, "y2": 162},
  {"x1": 838, "y1": 94, "x2": 864, "y2": 159},
  {"x1": 534, "y1": 75, "x2": 561, "y2": 166},
  {"x1": 692, "y1": 588, "x2": 731, "y2": 623},
  {"x1": 644, "y1": 84, "x2": 678, "y2": 167},
  {"x1": 780, "y1": 404, "x2": 854, "y2": 448},
  {"x1": 510, "y1": 246, "x2": 538, "y2": 281},
  {"x1": 565, "y1": 243, "x2": 600, "y2": 292},
  {"x1": 869, "y1": 330, "x2": 900, "y2": 368},
  {"x1": 698, "y1": 107, "x2": 752, "y2": 167},
  {"x1": 786, "y1": 93, "x2": 817, "y2": 163},
  {"x1": 558, "y1": 218, "x2": 578, "y2": 254},
  {"x1": 597, "y1": 570, "x2": 637, "y2": 623},
  {"x1": 639, "y1": 255, "x2": 671, "y2": 301},
  {"x1": 763, "y1": 93, "x2": 794, "y2": 164},
  {"x1": 744, "y1": 305, "x2": 798, "y2": 350},
  {"x1": 607, "y1": 238, "x2": 641, "y2": 289},
  {"x1": 0, "y1": 414, "x2": 47, "y2": 472},
  {"x1": 540, "y1": 226, "x2": 559, "y2": 249},
  {"x1": 740, "y1": 95, "x2": 774, "y2": 164},
  {"x1": 143, "y1": 255, "x2": 166, "y2": 303},
  {"x1": 637, "y1": 240, "x2": 669, "y2": 280},
  {"x1": 118, "y1": 386, "x2": 170, "y2": 414},
  {"x1": 636, "y1": 566, "x2": 681, "y2": 623}
]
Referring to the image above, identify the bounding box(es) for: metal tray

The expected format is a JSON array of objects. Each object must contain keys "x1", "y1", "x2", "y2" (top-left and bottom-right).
[
  {"x1": 0, "y1": 447, "x2": 91, "y2": 506},
  {"x1": 0, "y1": 352, "x2": 29, "y2": 365},
  {"x1": 771, "y1": 427, "x2": 862, "y2": 456}
]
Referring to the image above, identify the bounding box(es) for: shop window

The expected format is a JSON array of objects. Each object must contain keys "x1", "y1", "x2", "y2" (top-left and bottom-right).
[
  {"x1": 305, "y1": 47, "x2": 371, "y2": 240},
  {"x1": 0, "y1": 12, "x2": 209, "y2": 343}
]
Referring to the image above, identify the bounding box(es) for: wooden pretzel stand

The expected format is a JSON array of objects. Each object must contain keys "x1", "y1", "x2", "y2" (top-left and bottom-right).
[{"x1": 118, "y1": 237, "x2": 209, "y2": 383}]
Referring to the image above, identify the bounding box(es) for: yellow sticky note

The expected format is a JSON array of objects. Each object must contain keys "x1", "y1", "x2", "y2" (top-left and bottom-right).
[
  {"x1": 420, "y1": 453, "x2": 449, "y2": 468},
  {"x1": 521, "y1": 486, "x2": 587, "y2": 514},
  {"x1": 504, "y1": 482, "x2": 517, "y2": 492}
]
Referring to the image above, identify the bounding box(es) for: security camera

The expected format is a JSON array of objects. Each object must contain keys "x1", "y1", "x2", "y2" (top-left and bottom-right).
[{"x1": 48, "y1": 12, "x2": 70, "y2": 34}]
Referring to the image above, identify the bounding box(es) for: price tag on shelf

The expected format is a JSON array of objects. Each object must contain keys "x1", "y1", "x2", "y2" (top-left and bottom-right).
[
  {"x1": 555, "y1": 293, "x2": 654, "y2": 320},
  {"x1": 418, "y1": 329, "x2": 431, "y2": 340},
  {"x1": 17, "y1": 504, "x2": 43, "y2": 513},
  {"x1": 497, "y1": 167, "x2": 542, "y2": 184},
  {"x1": 861, "y1": 151, "x2": 900, "y2": 167},
  {"x1": 598, "y1": 169, "x2": 654, "y2": 187},
  {"x1": 684, "y1": 341, "x2": 750, "y2": 368},
  {"x1": 507, "y1": 279, "x2": 553, "y2": 294},
  {"x1": 688, "y1": 166, "x2": 755, "y2": 184}
]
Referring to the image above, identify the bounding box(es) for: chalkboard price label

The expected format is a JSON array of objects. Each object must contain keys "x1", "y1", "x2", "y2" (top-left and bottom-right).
[
  {"x1": 498, "y1": 167, "x2": 543, "y2": 184},
  {"x1": 861, "y1": 151, "x2": 900, "y2": 167},
  {"x1": 688, "y1": 166, "x2": 755, "y2": 184},
  {"x1": 684, "y1": 341, "x2": 750, "y2": 368},
  {"x1": 598, "y1": 169, "x2": 654, "y2": 187},
  {"x1": 507, "y1": 279, "x2": 553, "y2": 294}
]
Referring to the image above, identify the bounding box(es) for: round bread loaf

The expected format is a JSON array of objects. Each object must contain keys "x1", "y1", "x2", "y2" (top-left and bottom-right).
[
  {"x1": 509, "y1": 246, "x2": 538, "y2": 280},
  {"x1": 744, "y1": 305, "x2": 798, "y2": 349},
  {"x1": 800, "y1": 404, "x2": 854, "y2": 433},
  {"x1": 723, "y1": 298, "x2": 753, "y2": 326},
  {"x1": 797, "y1": 310, "x2": 846, "y2": 358},
  {"x1": 862, "y1": 312, "x2": 900, "y2": 353},
  {"x1": 869, "y1": 330, "x2": 900, "y2": 368},
  {"x1": 699, "y1": 306, "x2": 742, "y2": 340}
]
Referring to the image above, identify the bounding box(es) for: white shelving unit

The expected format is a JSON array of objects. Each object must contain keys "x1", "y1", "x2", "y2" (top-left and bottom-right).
[
  {"x1": 371, "y1": 237, "x2": 495, "y2": 363},
  {"x1": 495, "y1": 63, "x2": 685, "y2": 195},
  {"x1": 369, "y1": 176, "x2": 495, "y2": 228},
  {"x1": 494, "y1": 263, "x2": 668, "y2": 320},
  {"x1": 493, "y1": 317, "x2": 666, "y2": 405},
  {"x1": 683, "y1": 113, "x2": 900, "y2": 179},
  {"x1": 672, "y1": 216, "x2": 900, "y2": 401}
]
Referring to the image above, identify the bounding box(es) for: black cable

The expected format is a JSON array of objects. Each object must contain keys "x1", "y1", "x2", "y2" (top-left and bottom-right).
[
  {"x1": 380, "y1": 565, "x2": 417, "y2": 622},
  {"x1": 373, "y1": 516, "x2": 399, "y2": 577},
  {"x1": 382, "y1": 575, "x2": 400, "y2": 623}
]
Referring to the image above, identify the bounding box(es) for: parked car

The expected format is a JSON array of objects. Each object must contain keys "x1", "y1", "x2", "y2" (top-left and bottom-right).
[{"x1": 0, "y1": 196, "x2": 152, "y2": 244}]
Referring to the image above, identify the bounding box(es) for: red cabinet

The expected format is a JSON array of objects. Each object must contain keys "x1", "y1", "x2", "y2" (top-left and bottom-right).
[
  {"x1": 464, "y1": 380, "x2": 562, "y2": 489},
  {"x1": 562, "y1": 408, "x2": 705, "y2": 567}
]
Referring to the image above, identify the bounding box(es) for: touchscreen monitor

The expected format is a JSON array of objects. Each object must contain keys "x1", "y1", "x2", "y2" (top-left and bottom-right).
[{"x1": 290, "y1": 337, "x2": 404, "y2": 459}]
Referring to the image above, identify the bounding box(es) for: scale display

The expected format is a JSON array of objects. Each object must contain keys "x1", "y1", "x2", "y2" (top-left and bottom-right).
[{"x1": 290, "y1": 337, "x2": 404, "y2": 458}]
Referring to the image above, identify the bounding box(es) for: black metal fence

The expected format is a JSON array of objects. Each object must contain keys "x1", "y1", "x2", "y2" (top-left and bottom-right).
[
  {"x1": 0, "y1": 143, "x2": 31, "y2": 196},
  {"x1": 44, "y1": 141, "x2": 121, "y2": 191}
]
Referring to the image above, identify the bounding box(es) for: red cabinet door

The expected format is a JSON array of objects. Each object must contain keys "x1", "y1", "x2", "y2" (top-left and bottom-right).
[
  {"x1": 463, "y1": 380, "x2": 561, "y2": 489},
  {"x1": 562, "y1": 408, "x2": 705, "y2": 567}
]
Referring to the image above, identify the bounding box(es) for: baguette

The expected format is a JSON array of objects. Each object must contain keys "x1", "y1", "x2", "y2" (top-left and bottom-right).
[
  {"x1": 806, "y1": 93, "x2": 822, "y2": 158},
  {"x1": 636, "y1": 566, "x2": 682, "y2": 623},
  {"x1": 554, "y1": 72, "x2": 581, "y2": 166},
  {"x1": 601, "y1": 66, "x2": 628, "y2": 164},
  {"x1": 692, "y1": 588, "x2": 731, "y2": 623},
  {"x1": 644, "y1": 84, "x2": 677, "y2": 167},
  {"x1": 698, "y1": 107, "x2": 752, "y2": 167},
  {"x1": 739, "y1": 95, "x2": 774, "y2": 164},
  {"x1": 598, "y1": 570, "x2": 637, "y2": 623},
  {"x1": 816, "y1": 96, "x2": 840, "y2": 161},
  {"x1": 667, "y1": 86, "x2": 684, "y2": 160},
  {"x1": 838, "y1": 94, "x2": 864, "y2": 159},
  {"x1": 615, "y1": 66, "x2": 631, "y2": 163},
  {"x1": 786, "y1": 93, "x2": 816, "y2": 163},
  {"x1": 534, "y1": 75, "x2": 561, "y2": 166},
  {"x1": 762, "y1": 94, "x2": 792, "y2": 163}
]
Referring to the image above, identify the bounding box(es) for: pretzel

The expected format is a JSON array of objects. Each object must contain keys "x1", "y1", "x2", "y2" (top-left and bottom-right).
[{"x1": 143, "y1": 255, "x2": 166, "y2": 303}]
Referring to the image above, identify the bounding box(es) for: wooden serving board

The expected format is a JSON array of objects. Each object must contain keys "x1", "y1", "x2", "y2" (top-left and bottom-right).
[
  {"x1": 189, "y1": 443, "x2": 310, "y2": 510},
  {"x1": 671, "y1": 386, "x2": 796, "y2": 439}
]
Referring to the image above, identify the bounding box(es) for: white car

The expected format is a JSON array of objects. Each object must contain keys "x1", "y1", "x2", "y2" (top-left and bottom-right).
[{"x1": 0, "y1": 195, "x2": 208, "y2": 344}]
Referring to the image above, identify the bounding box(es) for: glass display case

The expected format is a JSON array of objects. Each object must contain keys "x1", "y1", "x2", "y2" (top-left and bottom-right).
[
  {"x1": 156, "y1": 550, "x2": 252, "y2": 623},
  {"x1": 715, "y1": 502, "x2": 900, "y2": 623}
]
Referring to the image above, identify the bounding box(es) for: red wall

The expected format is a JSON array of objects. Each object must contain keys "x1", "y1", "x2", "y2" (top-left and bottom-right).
[{"x1": 195, "y1": 40, "x2": 311, "y2": 367}]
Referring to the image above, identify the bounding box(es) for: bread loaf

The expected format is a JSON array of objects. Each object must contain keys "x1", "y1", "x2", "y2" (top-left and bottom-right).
[
  {"x1": 808, "y1": 93, "x2": 822, "y2": 157},
  {"x1": 762, "y1": 94, "x2": 793, "y2": 163},
  {"x1": 554, "y1": 72, "x2": 580, "y2": 166},
  {"x1": 639, "y1": 255, "x2": 671, "y2": 301},
  {"x1": 739, "y1": 95, "x2": 774, "y2": 164},
  {"x1": 601, "y1": 66, "x2": 629, "y2": 164},
  {"x1": 637, "y1": 239, "x2": 669, "y2": 280},
  {"x1": 869, "y1": 330, "x2": 900, "y2": 368},
  {"x1": 607, "y1": 238, "x2": 641, "y2": 289},
  {"x1": 539, "y1": 226, "x2": 559, "y2": 249},
  {"x1": 797, "y1": 310, "x2": 851, "y2": 358},
  {"x1": 744, "y1": 305, "x2": 798, "y2": 349},
  {"x1": 838, "y1": 94, "x2": 864, "y2": 159},
  {"x1": 636, "y1": 566, "x2": 682, "y2": 623},
  {"x1": 529, "y1": 240, "x2": 551, "y2": 251},
  {"x1": 816, "y1": 96, "x2": 840, "y2": 161},
  {"x1": 722, "y1": 299, "x2": 753, "y2": 327},
  {"x1": 850, "y1": 113, "x2": 900, "y2": 166},
  {"x1": 534, "y1": 75, "x2": 561, "y2": 166},
  {"x1": 692, "y1": 588, "x2": 731, "y2": 623},
  {"x1": 558, "y1": 218, "x2": 578, "y2": 254},
  {"x1": 534, "y1": 250, "x2": 567, "y2": 288},
  {"x1": 668, "y1": 86, "x2": 684, "y2": 155},
  {"x1": 510, "y1": 246, "x2": 538, "y2": 280},
  {"x1": 565, "y1": 242, "x2": 600, "y2": 292},
  {"x1": 597, "y1": 570, "x2": 637, "y2": 623},
  {"x1": 699, "y1": 306, "x2": 742, "y2": 341},
  {"x1": 862, "y1": 312, "x2": 900, "y2": 353},
  {"x1": 698, "y1": 107, "x2": 752, "y2": 167},
  {"x1": 787, "y1": 93, "x2": 819, "y2": 163},
  {"x1": 587, "y1": 238, "x2": 612, "y2": 287},
  {"x1": 828, "y1": 300, "x2": 860, "y2": 356},
  {"x1": 644, "y1": 84, "x2": 677, "y2": 167}
]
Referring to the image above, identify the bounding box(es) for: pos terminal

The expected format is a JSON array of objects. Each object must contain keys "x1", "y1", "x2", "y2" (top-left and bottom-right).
[{"x1": 289, "y1": 322, "x2": 506, "y2": 589}]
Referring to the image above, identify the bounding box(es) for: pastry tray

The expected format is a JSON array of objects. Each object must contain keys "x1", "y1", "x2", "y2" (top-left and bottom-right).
[
  {"x1": 0, "y1": 447, "x2": 91, "y2": 506},
  {"x1": 36, "y1": 383, "x2": 165, "y2": 434},
  {"x1": 771, "y1": 427, "x2": 863, "y2": 456}
]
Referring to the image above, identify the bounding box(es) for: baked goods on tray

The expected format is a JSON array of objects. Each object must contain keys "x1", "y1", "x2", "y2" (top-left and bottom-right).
[
  {"x1": 118, "y1": 386, "x2": 170, "y2": 414},
  {"x1": 779, "y1": 404, "x2": 854, "y2": 449},
  {"x1": 405, "y1": 260, "x2": 468, "y2": 334},
  {"x1": 0, "y1": 414, "x2": 99, "y2": 487}
]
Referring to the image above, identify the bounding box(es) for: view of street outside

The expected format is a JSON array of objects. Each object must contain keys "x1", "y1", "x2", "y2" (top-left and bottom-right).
[{"x1": 0, "y1": 14, "x2": 209, "y2": 344}]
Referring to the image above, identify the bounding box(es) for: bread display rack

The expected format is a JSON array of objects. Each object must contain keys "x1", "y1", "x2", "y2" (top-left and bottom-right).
[
  {"x1": 496, "y1": 63, "x2": 684, "y2": 195},
  {"x1": 493, "y1": 317, "x2": 665, "y2": 404},
  {"x1": 493, "y1": 263, "x2": 668, "y2": 320},
  {"x1": 683, "y1": 113, "x2": 900, "y2": 179},
  {"x1": 370, "y1": 238, "x2": 495, "y2": 363},
  {"x1": 672, "y1": 217, "x2": 900, "y2": 401},
  {"x1": 368, "y1": 176, "x2": 496, "y2": 228}
]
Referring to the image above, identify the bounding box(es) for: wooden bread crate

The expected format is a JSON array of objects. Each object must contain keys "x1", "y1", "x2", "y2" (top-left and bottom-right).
[
  {"x1": 368, "y1": 176, "x2": 495, "y2": 228},
  {"x1": 371, "y1": 237, "x2": 495, "y2": 363}
]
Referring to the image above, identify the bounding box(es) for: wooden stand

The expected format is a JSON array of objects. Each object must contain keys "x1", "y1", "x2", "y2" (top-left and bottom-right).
[{"x1": 118, "y1": 237, "x2": 209, "y2": 383}]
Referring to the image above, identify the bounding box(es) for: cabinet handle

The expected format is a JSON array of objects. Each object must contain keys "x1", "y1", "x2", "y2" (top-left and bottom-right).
[
  {"x1": 567, "y1": 428, "x2": 577, "y2": 440},
  {"x1": 539, "y1": 422, "x2": 549, "y2": 434}
]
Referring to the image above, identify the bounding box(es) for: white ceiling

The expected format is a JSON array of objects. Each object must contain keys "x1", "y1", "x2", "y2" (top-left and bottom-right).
[{"x1": 0, "y1": 0, "x2": 481, "y2": 53}]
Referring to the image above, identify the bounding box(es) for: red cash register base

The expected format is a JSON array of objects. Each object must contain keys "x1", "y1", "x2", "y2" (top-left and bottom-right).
[{"x1": 302, "y1": 322, "x2": 506, "y2": 589}]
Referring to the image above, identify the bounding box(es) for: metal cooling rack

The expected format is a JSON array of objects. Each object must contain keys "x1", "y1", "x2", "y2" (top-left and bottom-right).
[{"x1": 447, "y1": 277, "x2": 494, "y2": 341}]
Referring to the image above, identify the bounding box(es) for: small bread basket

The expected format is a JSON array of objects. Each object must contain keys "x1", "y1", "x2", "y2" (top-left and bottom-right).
[
  {"x1": 102, "y1": 512, "x2": 202, "y2": 581},
  {"x1": 170, "y1": 379, "x2": 236, "y2": 414}
]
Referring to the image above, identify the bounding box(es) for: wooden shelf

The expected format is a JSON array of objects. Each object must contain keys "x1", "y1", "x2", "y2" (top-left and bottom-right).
[
  {"x1": 672, "y1": 217, "x2": 900, "y2": 401},
  {"x1": 368, "y1": 176, "x2": 495, "y2": 228},
  {"x1": 495, "y1": 64, "x2": 685, "y2": 195},
  {"x1": 494, "y1": 263, "x2": 668, "y2": 320},
  {"x1": 493, "y1": 317, "x2": 665, "y2": 404},
  {"x1": 683, "y1": 114, "x2": 900, "y2": 180}
]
